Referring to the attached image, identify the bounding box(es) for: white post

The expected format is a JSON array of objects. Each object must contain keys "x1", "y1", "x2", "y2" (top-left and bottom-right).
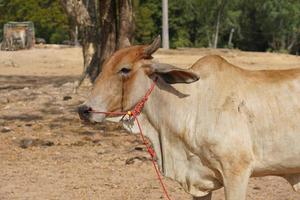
[
  {"x1": 228, "y1": 28, "x2": 235, "y2": 48},
  {"x1": 162, "y1": 0, "x2": 169, "y2": 49}
]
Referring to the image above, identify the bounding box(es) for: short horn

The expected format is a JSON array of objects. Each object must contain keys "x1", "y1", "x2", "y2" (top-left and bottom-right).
[{"x1": 144, "y1": 35, "x2": 161, "y2": 57}]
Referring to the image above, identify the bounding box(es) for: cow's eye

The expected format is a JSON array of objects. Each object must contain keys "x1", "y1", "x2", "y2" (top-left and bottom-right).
[{"x1": 119, "y1": 67, "x2": 131, "y2": 75}]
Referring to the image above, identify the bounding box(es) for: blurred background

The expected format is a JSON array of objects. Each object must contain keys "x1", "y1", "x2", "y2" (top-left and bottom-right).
[{"x1": 0, "y1": 0, "x2": 299, "y2": 54}]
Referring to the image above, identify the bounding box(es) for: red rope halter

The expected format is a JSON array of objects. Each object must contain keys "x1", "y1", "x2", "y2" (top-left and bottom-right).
[{"x1": 90, "y1": 78, "x2": 172, "y2": 200}]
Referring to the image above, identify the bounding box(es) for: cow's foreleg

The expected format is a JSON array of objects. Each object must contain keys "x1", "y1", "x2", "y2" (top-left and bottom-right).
[
  {"x1": 193, "y1": 193, "x2": 212, "y2": 200},
  {"x1": 222, "y1": 167, "x2": 251, "y2": 200}
]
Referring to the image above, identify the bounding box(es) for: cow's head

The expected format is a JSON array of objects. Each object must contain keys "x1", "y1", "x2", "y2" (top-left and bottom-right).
[{"x1": 78, "y1": 36, "x2": 199, "y2": 123}]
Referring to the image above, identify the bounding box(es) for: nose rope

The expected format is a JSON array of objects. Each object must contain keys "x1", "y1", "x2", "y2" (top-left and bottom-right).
[{"x1": 89, "y1": 77, "x2": 172, "y2": 200}]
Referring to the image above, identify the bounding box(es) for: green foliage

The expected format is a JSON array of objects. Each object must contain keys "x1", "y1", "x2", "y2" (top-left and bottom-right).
[
  {"x1": 134, "y1": 0, "x2": 300, "y2": 54},
  {"x1": 0, "y1": 0, "x2": 70, "y2": 44},
  {"x1": 1, "y1": 0, "x2": 299, "y2": 53},
  {"x1": 259, "y1": 0, "x2": 300, "y2": 51},
  {"x1": 133, "y1": 0, "x2": 161, "y2": 44},
  {"x1": 50, "y1": 28, "x2": 69, "y2": 44}
]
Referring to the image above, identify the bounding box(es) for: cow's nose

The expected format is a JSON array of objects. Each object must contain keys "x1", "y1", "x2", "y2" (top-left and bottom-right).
[{"x1": 78, "y1": 105, "x2": 92, "y2": 121}]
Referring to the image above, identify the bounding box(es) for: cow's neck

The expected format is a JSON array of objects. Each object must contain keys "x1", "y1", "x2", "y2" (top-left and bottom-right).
[
  {"x1": 140, "y1": 78, "x2": 221, "y2": 196},
  {"x1": 143, "y1": 78, "x2": 199, "y2": 173},
  {"x1": 147, "y1": 77, "x2": 201, "y2": 128}
]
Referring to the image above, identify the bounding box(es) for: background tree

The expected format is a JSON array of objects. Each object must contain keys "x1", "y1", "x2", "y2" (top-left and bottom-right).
[
  {"x1": 60, "y1": 0, "x2": 134, "y2": 84},
  {"x1": 213, "y1": 0, "x2": 228, "y2": 48},
  {"x1": 133, "y1": 0, "x2": 161, "y2": 44},
  {"x1": 259, "y1": 0, "x2": 300, "y2": 53}
]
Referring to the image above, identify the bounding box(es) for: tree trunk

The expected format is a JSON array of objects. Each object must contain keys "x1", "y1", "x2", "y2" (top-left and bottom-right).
[
  {"x1": 213, "y1": 0, "x2": 227, "y2": 49},
  {"x1": 287, "y1": 32, "x2": 298, "y2": 53},
  {"x1": 60, "y1": 0, "x2": 134, "y2": 87},
  {"x1": 213, "y1": 10, "x2": 221, "y2": 48},
  {"x1": 118, "y1": 0, "x2": 134, "y2": 49},
  {"x1": 86, "y1": 0, "x2": 116, "y2": 81}
]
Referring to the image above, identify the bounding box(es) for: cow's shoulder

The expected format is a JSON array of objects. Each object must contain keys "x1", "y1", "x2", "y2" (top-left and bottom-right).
[
  {"x1": 190, "y1": 55, "x2": 243, "y2": 80},
  {"x1": 192, "y1": 55, "x2": 227, "y2": 69}
]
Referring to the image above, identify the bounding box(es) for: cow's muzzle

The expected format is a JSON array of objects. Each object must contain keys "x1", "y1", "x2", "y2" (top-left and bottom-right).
[{"x1": 78, "y1": 105, "x2": 92, "y2": 122}]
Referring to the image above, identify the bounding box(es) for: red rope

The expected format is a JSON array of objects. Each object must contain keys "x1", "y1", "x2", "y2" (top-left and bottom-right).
[
  {"x1": 134, "y1": 116, "x2": 172, "y2": 200},
  {"x1": 129, "y1": 78, "x2": 157, "y2": 118},
  {"x1": 89, "y1": 78, "x2": 172, "y2": 200}
]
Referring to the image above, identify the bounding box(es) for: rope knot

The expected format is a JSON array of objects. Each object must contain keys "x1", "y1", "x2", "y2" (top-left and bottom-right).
[{"x1": 130, "y1": 98, "x2": 147, "y2": 117}]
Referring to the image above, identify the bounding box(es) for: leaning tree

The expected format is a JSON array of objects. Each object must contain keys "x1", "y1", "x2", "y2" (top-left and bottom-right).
[{"x1": 60, "y1": 0, "x2": 134, "y2": 86}]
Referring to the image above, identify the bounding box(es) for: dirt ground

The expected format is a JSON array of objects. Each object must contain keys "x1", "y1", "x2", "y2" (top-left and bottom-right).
[{"x1": 1, "y1": 46, "x2": 300, "y2": 200}]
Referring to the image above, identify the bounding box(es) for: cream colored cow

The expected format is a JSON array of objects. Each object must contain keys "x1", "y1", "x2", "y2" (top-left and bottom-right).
[
  {"x1": 78, "y1": 36, "x2": 300, "y2": 200},
  {"x1": 5, "y1": 27, "x2": 26, "y2": 50}
]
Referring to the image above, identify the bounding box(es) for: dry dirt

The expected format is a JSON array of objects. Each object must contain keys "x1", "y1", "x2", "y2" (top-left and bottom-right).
[{"x1": 0, "y1": 46, "x2": 300, "y2": 200}]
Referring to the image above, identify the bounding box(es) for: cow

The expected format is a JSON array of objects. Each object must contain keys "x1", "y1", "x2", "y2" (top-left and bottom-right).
[
  {"x1": 4, "y1": 27, "x2": 27, "y2": 50},
  {"x1": 78, "y1": 36, "x2": 300, "y2": 200}
]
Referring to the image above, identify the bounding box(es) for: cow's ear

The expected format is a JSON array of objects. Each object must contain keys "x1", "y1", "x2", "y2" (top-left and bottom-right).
[
  {"x1": 146, "y1": 63, "x2": 200, "y2": 84},
  {"x1": 143, "y1": 35, "x2": 161, "y2": 59}
]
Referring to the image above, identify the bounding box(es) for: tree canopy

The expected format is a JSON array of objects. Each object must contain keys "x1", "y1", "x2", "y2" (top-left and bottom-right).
[
  {"x1": 0, "y1": 0, "x2": 299, "y2": 54},
  {"x1": 133, "y1": 0, "x2": 300, "y2": 54}
]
